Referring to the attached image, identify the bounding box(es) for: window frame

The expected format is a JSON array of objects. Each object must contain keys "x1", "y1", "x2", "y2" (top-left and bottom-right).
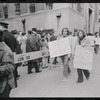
[
  {"x1": 2, "y1": 4, "x2": 8, "y2": 19},
  {"x1": 15, "y1": 3, "x2": 20, "y2": 15},
  {"x1": 29, "y1": 3, "x2": 36, "y2": 13}
]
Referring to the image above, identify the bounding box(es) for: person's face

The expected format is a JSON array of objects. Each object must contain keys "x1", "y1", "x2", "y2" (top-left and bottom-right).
[
  {"x1": 78, "y1": 31, "x2": 83, "y2": 38},
  {"x1": 62, "y1": 29, "x2": 68, "y2": 37},
  {"x1": 14, "y1": 34, "x2": 18, "y2": 39}
]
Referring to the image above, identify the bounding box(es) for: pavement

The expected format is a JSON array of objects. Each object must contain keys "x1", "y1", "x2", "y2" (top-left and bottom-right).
[{"x1": 10, "y1": 51, "x2": 100, "y2": 97}]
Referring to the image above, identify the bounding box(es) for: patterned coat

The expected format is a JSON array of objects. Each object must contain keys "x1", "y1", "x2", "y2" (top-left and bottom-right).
[{"x1": 0, "y1": 42, "x2": 15, "y2": 94}]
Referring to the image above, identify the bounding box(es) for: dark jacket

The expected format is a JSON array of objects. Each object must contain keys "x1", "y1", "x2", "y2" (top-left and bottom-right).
[
  {"x1": 50, "y1": 35, "x2": 57, "y2": 41},
  {"x1": 0, "y1": 42, "x2": 15, "y2": 94},
  {"x1": 3, "y1": 30, "x2": 16, "y2": 52},
  {"x1": 26, "y1": 36, "x2": 37, "y2": 53},
  {"x1": 15, "y1": 40, "x2": 22, "y2": 54},
  {"x1": 26, "y1": 36, "x2": 38, "y2": 62},
  {"x1": 15, "y1": 40, "x2": 22, "y2": 66}
]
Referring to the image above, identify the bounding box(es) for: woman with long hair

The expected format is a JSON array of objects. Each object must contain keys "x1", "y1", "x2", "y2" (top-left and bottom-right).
[
  {"x1": 61, "y1": 28, "x2": 71, "y2": 81},
  {"x1": 75, "y1": 30, "x2": 91, "y2": 83}
]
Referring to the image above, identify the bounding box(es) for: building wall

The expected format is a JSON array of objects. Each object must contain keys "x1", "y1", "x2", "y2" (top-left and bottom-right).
[{"x1": 0, "y1": 3, "x2": 99, "y2": 35}]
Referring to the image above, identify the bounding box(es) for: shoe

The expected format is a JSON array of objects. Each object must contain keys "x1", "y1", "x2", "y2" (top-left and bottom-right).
[
  {"x1": 36, "y1": 70, "x2": 42, "y2": 73},
  {"x1": 63, "y1": 77, "x2": 67, "y2": 82},
  {"x1": 76, "y1": 80, "x2": 83, "y2": 83},
  {"x1": 17, "y1": 75, "x2": 20, "y2": 78},
  {"x1": 45, "y1": 66, "x2": 48, "y2": 68},
  {"x1": 42, "y1": 67, "x2": 45, "y2": 69},
  {"x1": 86, "y1": 76, "x2": 90, "y2": 80},
  {"x1": 28, "y1": 71, "x2": 33, "y2": 74}
]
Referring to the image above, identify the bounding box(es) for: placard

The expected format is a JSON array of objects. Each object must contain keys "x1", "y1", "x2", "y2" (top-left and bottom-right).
[
  {"x1": 48, "y1": 37, "x2": 71, "y2": 58},
  {"x1": 73, "y1": 45, "x2": 94, "y2": 70}
]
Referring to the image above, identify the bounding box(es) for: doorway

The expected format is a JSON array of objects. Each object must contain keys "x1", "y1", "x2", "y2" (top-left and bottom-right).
[{"x1": 88, "y1": 8, "x2": 92, "y2": 33}]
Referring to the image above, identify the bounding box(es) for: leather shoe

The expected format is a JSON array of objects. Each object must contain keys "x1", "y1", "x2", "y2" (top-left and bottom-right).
[
  {"x1": 86, "y1": 76, "x2": 90, "y2": 80},
  {"x1": 76, "y1": 80, "x2": 83, "y2": 83},
  {"x1": 36, "y1": 70, "x2": 42, "y2": 73},
  {"x1": 28, "y1": 71, "x2": 33, "y2": 74}
]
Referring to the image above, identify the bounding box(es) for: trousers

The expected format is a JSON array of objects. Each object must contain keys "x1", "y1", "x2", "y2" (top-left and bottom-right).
[
  {"x1": 28, "y1": 61, "x2": 39, "y2": 73},
  {"x1": 77, "y1": 68, "x2": 90, "y2": 81},
  {"x1": 0, "y1": 83, "x2": 11, "y2": 97},
  {"x1": 61, "y1": 55, "x2": 71, "y2": 78}
]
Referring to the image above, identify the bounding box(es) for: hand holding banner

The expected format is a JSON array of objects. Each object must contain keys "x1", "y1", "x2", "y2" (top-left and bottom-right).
[{"x1": 73, "y1": 45, "x2": 94, "y2": 70}]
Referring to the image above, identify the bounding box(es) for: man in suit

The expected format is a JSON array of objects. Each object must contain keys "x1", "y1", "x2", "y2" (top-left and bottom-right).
[{"x1": 26, "y1": 29, "x2": 41, "y2": 74}]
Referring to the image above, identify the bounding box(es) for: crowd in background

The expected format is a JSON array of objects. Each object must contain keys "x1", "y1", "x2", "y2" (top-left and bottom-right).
[{"x1": 0, "y1": 21, "x2": 100, "y2": 97}]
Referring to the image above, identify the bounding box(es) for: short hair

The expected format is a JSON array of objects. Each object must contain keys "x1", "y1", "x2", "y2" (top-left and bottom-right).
[
  {"x1": 62, "y1": 28, "x2": 69, "y2": 35},
  {"x1": 22, "y1": 32, "x2": 26, "y2": 36},
  {"x1": 77, "y1": 30, "x2": 86, "y2": 38},
  {"x1": 28, "y1": 30, "x2": 32, "y2": 35},
  {"x1": 32, "y1": 28, "x2": 37, "y2": 32},
  {"x1": 0, "y1": 30, "x2": 4, "y2": 42},
  {"x1": 95, "y1": 32, "x2": 99, "y2": 35},
  {"x1": 11, "y1": 30, "x2": 18, "y2": 35},
  {"x1": 87, "y1": 33, "x2": 93, "y2": 36}
]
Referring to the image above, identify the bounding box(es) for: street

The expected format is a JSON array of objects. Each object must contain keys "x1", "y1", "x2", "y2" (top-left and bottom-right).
[{"x1": 10, "y1": 51, "x2": 100, "y2": 97}]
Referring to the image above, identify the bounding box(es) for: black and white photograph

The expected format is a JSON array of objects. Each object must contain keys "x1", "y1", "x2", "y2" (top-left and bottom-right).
[{"x1": 0, "y1": 3, "x2": 100, "y2": 98}]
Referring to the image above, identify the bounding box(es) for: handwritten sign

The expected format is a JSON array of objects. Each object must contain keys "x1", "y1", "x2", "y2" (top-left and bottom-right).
[
  {"x1": 73, "y1": 45, "x2": 94, "y2": 70},
  {"x1": 48, "y1": 37, "x2": 71, "y2": 58}
]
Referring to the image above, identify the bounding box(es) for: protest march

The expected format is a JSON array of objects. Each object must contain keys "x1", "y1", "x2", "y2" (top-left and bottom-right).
[{"x1": 0, "y1": 3, "x2": 100, "y2": 97}]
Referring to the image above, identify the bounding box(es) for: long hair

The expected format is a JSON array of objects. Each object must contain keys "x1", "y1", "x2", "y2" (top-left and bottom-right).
[
  {"x1": 77, "y1": 30, "x2": 86, "y2": 44},
  {"x1": 0, "y1": 30, "x2": 4, "y2": 42},
  {"x1": 61, "y1": 28, "x2": 69, "y2": 36}
]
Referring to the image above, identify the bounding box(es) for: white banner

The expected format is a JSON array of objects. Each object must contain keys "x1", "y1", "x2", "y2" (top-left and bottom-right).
[
  {"x1": 48, "y1": 37, "x2": 71, "y2": 58},
  {"x1": 14, "y1": 50, "x2": 49, "y2": 64},
  {"x1": 73, "y1": 45, "x2": 94, "y2": 70}
]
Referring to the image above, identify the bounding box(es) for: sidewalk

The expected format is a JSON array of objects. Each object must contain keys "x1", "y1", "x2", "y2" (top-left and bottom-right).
[{"x1": 10, "y1": 52, "x2": 100, "y2": 97}]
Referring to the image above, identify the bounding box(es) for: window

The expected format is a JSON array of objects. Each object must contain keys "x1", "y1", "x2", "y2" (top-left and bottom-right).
[
  {"x1": 29, "y1": 3, "x2": 35, "y2": 13},
  {"x1": 77, "y1": 3, "x2": 83, "y2": 14},
  {"x1": 15, "y1": 3, "x2": 20, "y2": 15},
  {"x1": 0, "y1": 4, "x2": 4, "y2": 18},
  {"x1": 2, "y1": 4, "x2": 8, "y2": 18},
  {"x1": 46, "y1": 3, "x2": 53, "y2": 10},
  {"x1": 71, "y1": 3, "x2": 77, "y2": 10}
]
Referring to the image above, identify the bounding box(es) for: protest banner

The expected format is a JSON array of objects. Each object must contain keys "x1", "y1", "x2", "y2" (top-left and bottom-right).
[
  {"x1": 73, "y1": 45, "x2": 94, "y2": 70},
  {"x1": 48, "y1": 37, "x2": 71, "y2": 58},
  {"x1": 14, "y1": 50, "x2": 49, "y2": 64}
]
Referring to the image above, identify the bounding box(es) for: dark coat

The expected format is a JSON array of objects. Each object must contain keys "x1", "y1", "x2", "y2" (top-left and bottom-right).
[
  {"x1": 26, "y1": 36, "x2": 38, "y2": 62},
  {"x1": 26, "y1": 36, "x2": 37, "y2": 53},
  {"x1": 50, "y1": 35, "x2": 57, "y2": 41},
  {"x1": 3, "y1": 30, "x2": 16, "y2": 52},
  {"x1": 15, "y1": 40, "x2": 22, "y2": 67}
]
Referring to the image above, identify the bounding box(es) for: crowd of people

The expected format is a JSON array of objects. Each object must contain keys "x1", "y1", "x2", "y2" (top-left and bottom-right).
[{"x1": 0, "y1": 21, "x2": 100, "y2": 97}]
